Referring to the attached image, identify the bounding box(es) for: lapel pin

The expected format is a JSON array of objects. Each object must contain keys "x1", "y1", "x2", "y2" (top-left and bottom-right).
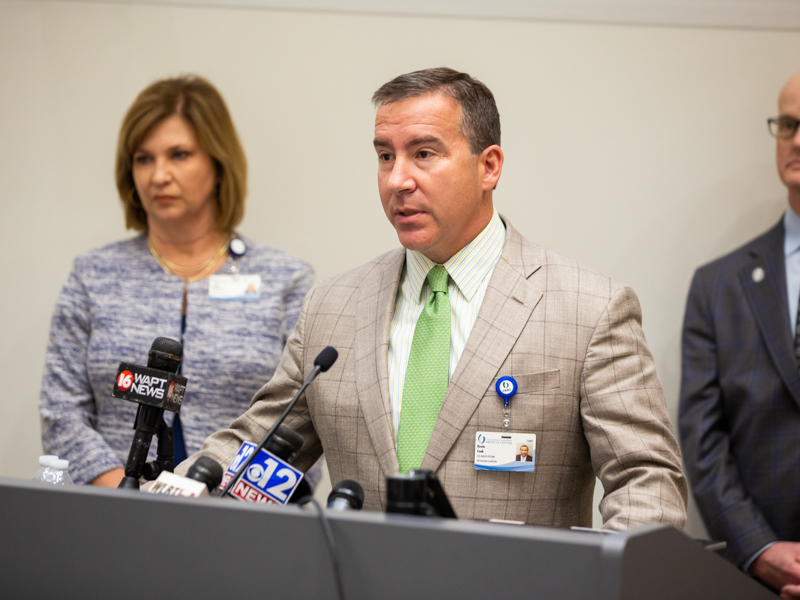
[{"x1": 752, "y1": 267, "x2": 765, "y2": 283}]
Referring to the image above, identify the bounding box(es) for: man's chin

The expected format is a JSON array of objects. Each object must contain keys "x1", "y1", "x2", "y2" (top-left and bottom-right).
[
  {"x1": 783, "y1": 175, "x2": 800, "y2": 193},
  {"x1": 396, "y1": 231, "x2": 433, "y2": 254}
]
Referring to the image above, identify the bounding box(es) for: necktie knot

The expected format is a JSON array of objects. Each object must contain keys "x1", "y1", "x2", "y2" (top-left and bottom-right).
[{"x1": 427, "y1": 265, "x2": 449, "y2": 295}]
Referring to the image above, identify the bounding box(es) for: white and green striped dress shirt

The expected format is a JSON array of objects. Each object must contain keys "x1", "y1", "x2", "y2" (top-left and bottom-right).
[{"x1": 388, "y1": 210, "x2": 507, "y2": 443}]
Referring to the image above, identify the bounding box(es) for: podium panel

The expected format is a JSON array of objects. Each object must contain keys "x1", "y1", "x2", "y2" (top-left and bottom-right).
[{"x1": 0, "y1": 478, "x2": 772, "y2": 599}]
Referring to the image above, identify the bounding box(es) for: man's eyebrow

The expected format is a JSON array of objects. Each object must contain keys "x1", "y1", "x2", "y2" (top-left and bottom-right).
[
  {"x1": 408, "y1": 135, "x2": 442, "y2": 147},
  {"x1": 373, "y1": 135, "x2": 444, "y2": 149}
]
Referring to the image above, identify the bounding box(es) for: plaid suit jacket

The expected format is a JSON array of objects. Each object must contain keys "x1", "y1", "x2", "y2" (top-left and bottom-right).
[
  {"x1": 680, "y1": 218, "x2": 800, "y2": 567},
  {"x1": 189, "y1": 217, "x2": 687, "y2": 529}
]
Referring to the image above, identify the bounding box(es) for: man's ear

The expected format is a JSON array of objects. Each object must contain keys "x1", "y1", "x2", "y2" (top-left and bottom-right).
[{"x1": 479, "y1": 144, "x2": 504, "y2": 191}]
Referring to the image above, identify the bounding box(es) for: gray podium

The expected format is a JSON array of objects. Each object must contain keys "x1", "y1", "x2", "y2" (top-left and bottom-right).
[{"x1": 0, "y1": 477, "x2": 773, "y2": 599}]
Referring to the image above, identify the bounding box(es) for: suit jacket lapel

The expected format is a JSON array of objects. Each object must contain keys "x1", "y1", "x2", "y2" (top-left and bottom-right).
[
  {"x1": 420, "y1": 220, "x2": 544, "y2": 472},
  {"x1": 738, "y1": 219, "x2": 800, "y2": 407},
  {"x1": 354, "y1": 249, "x2": 404, "y2": 477}
]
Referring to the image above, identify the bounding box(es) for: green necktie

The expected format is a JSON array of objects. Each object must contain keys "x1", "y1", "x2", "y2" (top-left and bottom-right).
[{"x1": 396, "y1": 265, "x2": 451, "y2": 473}]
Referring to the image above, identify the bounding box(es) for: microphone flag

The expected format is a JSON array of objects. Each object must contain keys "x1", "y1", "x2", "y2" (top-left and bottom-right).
[
  {"x1": 222, "y1": 441, "x2": 304, "y2": 505},
  {"x1": 112, "y1": 362, "x2": 187, "y2": 413},
  {"x1": 148, "y1": 471, "x2": 209, "y2": 497}
]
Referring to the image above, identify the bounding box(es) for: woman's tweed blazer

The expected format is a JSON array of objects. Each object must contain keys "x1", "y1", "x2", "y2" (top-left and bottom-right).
[{"x1": 40, "y1": 233, "x2": 313, "y2": 484}]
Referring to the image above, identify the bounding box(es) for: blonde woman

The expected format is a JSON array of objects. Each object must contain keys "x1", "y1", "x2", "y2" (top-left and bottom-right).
[{"x1": 39, "y1": 76, "x2": 316, "y2": 487}]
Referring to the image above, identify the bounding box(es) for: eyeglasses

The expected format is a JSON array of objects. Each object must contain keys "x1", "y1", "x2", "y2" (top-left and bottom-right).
[{"x1": 768, "y1": 116, "x2": 800, "y2": 140}]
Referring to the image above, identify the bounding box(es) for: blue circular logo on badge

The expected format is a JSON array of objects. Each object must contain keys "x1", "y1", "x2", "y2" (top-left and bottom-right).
[{"x1": 495, "y1": 376, "x2": 518, "y2": 400}]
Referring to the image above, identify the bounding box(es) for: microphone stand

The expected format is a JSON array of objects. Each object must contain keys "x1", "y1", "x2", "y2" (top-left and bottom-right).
[
  {"x1": 118, "y1": 408, "x2": 175, "y2": 489},
  {"x1": 145, "y1": 416, "x2": 175, "y2": 480},
  {"x1": 118, "y1": 405, "x2": 164, "y2": 489}
]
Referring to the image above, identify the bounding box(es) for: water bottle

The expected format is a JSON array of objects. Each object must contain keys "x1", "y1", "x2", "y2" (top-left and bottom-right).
[
  {"x1": 41, "y1": 459, "x2": 73, "y2": 486},
  {"x1": 33, "y1": 455, "x2": 59, "y2": 482}
]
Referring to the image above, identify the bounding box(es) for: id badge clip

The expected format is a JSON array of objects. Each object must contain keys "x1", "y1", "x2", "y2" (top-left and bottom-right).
[
  {"x1": 228, "y1": 238, "x2": 246, "y2": 276},
  {"x1": 495, "y1": 376, "x2": 517, "y2": 430}
]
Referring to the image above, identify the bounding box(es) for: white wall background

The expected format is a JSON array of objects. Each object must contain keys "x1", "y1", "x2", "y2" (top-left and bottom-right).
[
  {"x1": 81, "y1": 0, "x2": 800, "y2": 30},
  {"x1": 1, "y1": 0, "x2": 799, "y2": 536}
]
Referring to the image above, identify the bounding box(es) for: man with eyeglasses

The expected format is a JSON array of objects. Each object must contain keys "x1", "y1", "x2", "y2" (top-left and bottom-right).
[{"x1": 680, "y1": 71, "x2": 800, "y2": 598}]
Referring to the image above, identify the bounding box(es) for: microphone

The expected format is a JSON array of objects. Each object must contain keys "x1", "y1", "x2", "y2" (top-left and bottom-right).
[
  {"x1": 313, "y1": 346, "x2": 338, "y2": 372},
  {"x1": 386, "y1": 469, "x2": 457, "y2": 518},
  {"x1": 218, "y1": 346, "x2": 338, "y2": 499},
  {"x1": 327, "y1": 480, "x2": 364, "y2": 511},
  {"x1": 219, "y1": 426, "x2": 313, "y2": 504},
  {"x1": 115, "y1": 337, "x2": 188, "y2": 489},
  {"x1": 262, "y1": 426, "x2": 313, "y2": 504},
  {"x1": 187, "y1": 456, "x2": 224, "y2": 492},
  {"x1": 147, "y1": 456, "x2": 223, "y2": 498},
  {"x1": 265, "y1": 426, "x2": 305, "y2": 464},
  {"x1": 113, "y1": 337, "x2": 186, "y2": 411}
]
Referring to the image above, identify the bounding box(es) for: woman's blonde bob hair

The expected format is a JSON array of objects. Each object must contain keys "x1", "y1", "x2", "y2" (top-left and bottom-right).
[{"x1": 115, "y1": 75, "x2": 247, "y2": 232}]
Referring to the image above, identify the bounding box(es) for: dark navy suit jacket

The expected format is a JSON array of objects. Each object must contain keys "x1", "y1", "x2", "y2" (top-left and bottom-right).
[{"x1": 680, "y1": 218, "x2": 800, "y2": 568}]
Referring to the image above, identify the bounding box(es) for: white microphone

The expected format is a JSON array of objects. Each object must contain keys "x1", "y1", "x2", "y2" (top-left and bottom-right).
[{"x1": 145, "y1": 456, "x2": 223, "y2": 498}]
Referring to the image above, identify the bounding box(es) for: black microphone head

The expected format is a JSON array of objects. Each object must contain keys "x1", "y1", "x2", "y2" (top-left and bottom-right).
[
  {"x1": 386, "y1": 471, "x2": 427, "y2": 510},
  {"x1": 327, "y1": 479, "x2": 365, "y2": 510},
  {"x1": 385, "y1": 469, "x2": 456, "y2": 518},
  {"x1": 150, "y1": 337, "x2": 183, "y2": 357},
  {"x1": 313, "y1": 346, "x2": 338, "y2": 372},
  {"x1": 266, "y1": 426, "x2": 305, "y2": 463},
  {"x1": 147, "y1": 337, "x2": 183, "y2": 373},
  {"x1": 288, "y1": 477, "x2": 313, "y2": 504},
  {"x1": 186, "y1": 456, "x2": 224, "y2": 492}
]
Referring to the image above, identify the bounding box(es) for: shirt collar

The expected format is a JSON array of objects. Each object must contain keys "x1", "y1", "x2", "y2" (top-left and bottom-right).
[
  {"x1": 785, "y1": 208, "x2": 800, "y2": 257},
  {"x1": 405, "y1": 209, "x2": 506, "y2": 303}
]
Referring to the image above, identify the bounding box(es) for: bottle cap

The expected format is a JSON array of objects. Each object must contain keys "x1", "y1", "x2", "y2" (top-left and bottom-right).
[
  {"x1": 52, "y1": 459, "x2": 69, "y2": 470},
  {"x1": 39, "y1": 455, "x2": 58, "y2": 467}
]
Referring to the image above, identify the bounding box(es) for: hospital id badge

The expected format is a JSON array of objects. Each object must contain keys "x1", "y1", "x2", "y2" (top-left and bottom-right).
[
  {"x1": 209, "y1": 274, "x2": 261, "y2": 301},
  {"x1": 475, "y1": 431, "x2": 536, "y2": 472}
]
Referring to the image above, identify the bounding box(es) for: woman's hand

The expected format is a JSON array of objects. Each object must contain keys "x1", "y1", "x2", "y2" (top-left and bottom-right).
[{"x1": 89, "y1": 467, "x2": 125, "y2": 487}]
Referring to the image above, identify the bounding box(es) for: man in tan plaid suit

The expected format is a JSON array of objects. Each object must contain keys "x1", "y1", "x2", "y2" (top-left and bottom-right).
[{"x1": 181, "y1": 68, "x2": 687, "y2": 530}]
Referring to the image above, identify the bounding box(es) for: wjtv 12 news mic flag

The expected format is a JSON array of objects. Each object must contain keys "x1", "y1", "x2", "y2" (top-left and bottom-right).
[{"x1": 222, "y1": 442, "x2": 304, "y2": 505}]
